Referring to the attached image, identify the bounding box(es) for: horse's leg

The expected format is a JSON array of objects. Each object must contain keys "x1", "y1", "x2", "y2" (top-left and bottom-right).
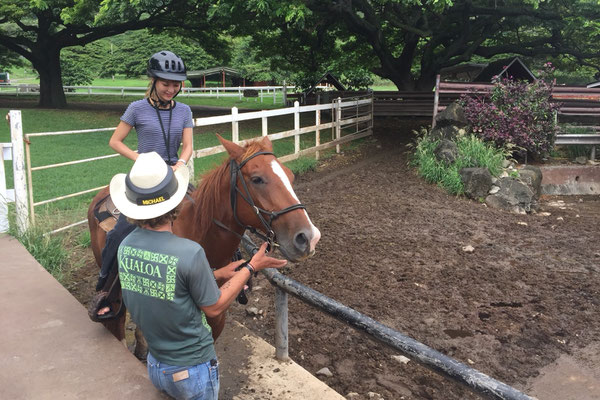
[
  {"x1": 207, "y1": 314, "x2": 226, "y2": 342},
  {"x1": 134, "y1": 326, "x2": 148, "y2": 360},
  {"x1": 102, "y1": 310, "x2": 127, "y2": 346}
]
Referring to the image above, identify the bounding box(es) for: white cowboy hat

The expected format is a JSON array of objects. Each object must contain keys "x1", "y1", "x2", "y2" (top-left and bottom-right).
[{"x1": 109, "y1": 152, "x2": 189, "y2": 220}]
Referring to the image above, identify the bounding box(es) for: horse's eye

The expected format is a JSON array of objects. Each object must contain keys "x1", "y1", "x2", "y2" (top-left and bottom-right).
[{"x1": 251, "y1": 176, "x2": 264, "y2": 184}]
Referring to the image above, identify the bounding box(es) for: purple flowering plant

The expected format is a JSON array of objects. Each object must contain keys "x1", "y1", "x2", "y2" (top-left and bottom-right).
[{"x1": 460, "y1": 63, "x2": 560, "y2": 159}]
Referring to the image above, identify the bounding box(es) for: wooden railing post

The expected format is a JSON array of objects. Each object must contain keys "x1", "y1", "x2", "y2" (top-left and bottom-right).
[
  {"x1": 231, "y1": 107, "x2": 239, "y2": 143},
  {"x1": 9, "y1": 110, "x2": 29, "y2": 234},
  {"x1": 336, "y1": 97, "x2": 342, "y2": 153},
  {"x1": 274, "y1": 287, "x2": 289, "y2": 360},
  {"x1": 294, "y1": 101, "x2": 300, "y2": 155},
  {"x1": 432, "y1": 74, "x2": 441, "y2": 129},
  {"x1": 0, "y1": 143, "x2": 9, "y2": 233}
]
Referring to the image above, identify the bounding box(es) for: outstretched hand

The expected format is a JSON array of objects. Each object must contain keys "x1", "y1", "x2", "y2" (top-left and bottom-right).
[{"x1": 250, "y1": 242, "x2": 287, "y2": 271}]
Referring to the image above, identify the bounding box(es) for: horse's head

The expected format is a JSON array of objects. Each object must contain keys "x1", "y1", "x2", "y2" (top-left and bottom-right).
[{"x1": 218, "y1": 134, "x2": 321, "y2": 262}]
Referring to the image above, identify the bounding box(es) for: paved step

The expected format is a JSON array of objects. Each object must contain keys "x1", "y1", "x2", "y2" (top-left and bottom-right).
[{"x1": 0, "y1": 234, "x2": 344, "y2": 400}]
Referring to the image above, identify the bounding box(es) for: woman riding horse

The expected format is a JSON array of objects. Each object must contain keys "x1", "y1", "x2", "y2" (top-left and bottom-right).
[{"x1": 94, "y1": 50, "x2": 193, "y2": 317}]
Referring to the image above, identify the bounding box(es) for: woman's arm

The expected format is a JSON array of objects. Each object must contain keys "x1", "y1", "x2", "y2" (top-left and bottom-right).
[
  {"x1": 175, "y1": 127, "x2": 193, "y2": 169},
  {"x1": 109, "y1": 121, "x2": 137, "y2": 161}
]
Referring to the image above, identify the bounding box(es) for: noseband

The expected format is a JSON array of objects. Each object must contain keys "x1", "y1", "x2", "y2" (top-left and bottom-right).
[{"x1": 214, "y1": 151, "x2": 306, "y2": 249}]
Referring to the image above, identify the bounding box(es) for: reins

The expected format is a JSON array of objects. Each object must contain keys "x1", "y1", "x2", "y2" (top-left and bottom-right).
[{"x1": 213, "y1": 151, "x2": 306, "y2": 250}]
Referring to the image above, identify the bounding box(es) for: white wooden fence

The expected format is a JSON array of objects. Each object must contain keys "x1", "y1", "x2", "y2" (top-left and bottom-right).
[
  {"x1": 3, "y1": 94, "x2": 373, "y2": 234},
  {"x1": 1, "y1": 111, "x2": 29, "y2": 234},
  {"x1": 0, "y1": 84, "x2": 287, "y2": 104}
]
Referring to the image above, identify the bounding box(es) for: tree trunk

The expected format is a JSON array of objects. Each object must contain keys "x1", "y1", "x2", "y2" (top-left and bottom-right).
[{"x1": 32, "y1": 46, "x2": 66, "y2": 108}]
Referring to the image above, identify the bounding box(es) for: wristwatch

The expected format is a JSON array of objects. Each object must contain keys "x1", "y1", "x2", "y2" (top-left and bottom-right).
[{"x1": 177, "y1": 158, "x2": 187, "y2": 166}]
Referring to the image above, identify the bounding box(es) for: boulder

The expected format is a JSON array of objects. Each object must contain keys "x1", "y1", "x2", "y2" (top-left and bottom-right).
[
  {"x1": 430, "y1": 125, "x2": 466, "y2": 141},
  {"x1": 434, "y1": 139, "x2": 458, "y2": 164},
  {"x1": 459, "y1": 168, "x2": 493, "y2": 199},
  {"x1": 518, "y1": 165, "x2": 542, "y2": 199},
  {"x1": 434, "y1": 102, "x2": 468, "y2": 128},
  {"x1": 485, "y1": 177, "x2": 536, "y2": 213}
]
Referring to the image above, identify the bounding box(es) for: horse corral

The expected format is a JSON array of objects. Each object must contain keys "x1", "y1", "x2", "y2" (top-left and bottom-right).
[{"x1": 69, "y1": 117, "x2": 600, "y2": 399}]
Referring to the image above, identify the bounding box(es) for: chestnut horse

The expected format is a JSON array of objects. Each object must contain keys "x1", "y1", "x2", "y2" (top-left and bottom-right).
[{"x1": 87, "y1": 134, "x2": 321, "y2": 346}]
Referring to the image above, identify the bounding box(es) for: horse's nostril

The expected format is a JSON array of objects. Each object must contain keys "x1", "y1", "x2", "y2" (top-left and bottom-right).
[{"x1": 294, "y1": 232, "x2": 308, "y2": 249}]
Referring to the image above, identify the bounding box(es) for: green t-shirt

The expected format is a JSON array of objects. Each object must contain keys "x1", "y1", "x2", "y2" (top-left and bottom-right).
[{"x1": 118, "y1": 227, "x2": 220, "y2": 366}]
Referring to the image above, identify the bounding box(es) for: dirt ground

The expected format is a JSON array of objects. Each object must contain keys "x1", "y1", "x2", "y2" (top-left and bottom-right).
[{"x1": 67, "y1": 117, "x2": 600, "y2": 400}]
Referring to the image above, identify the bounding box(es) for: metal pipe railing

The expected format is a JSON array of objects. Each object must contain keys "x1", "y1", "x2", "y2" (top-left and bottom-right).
[{"x1": 240, "y1": 235, "x2": 533, "y2": 400}]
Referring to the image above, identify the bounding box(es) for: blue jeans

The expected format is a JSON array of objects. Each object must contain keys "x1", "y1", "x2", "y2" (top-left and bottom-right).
[{"x1": 147, "y1": 352, "x2": 219, "y2": 400}]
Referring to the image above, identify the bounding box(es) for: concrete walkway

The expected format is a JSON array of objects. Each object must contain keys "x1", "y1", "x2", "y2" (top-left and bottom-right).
[{"x1": 0, "y1": 234, "x2": 344, "y2": 400}]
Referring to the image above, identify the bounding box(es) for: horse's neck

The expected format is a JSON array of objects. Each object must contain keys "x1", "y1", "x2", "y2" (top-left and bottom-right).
[{"x1": 174, "y1": 175, "x2": 245, "y2": 269}]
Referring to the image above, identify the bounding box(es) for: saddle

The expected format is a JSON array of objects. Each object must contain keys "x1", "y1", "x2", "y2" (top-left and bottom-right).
[
  {"x1": 93, "y1": 194, "x2": 120, "y2": 233},
  {"x1": 93, "y1": 184, "x2": 197, "y2": 233}
]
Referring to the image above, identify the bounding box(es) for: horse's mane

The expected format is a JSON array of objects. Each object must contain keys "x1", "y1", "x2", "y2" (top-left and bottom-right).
[{"x1": 191, "y1": 140, "x2": 268, "y2": 241}]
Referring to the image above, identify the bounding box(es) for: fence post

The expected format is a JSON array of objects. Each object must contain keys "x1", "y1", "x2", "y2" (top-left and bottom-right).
[
  {"x1": 187, "y1": 128, "x2": 195, "y2": 179},
  {"x1": 336, "y1": 98, "x2": 342, "y2": 153},
  {"x1": 283, "y1": 81, "x2": 287, "y2": 105},
  {"x1": 274, "y1": 288, "x2": 289, "y2": 360},
  {"x1": 432, "y1": 74, "x2": 441, "y2": 129},
  {"x1": 315, "y1": 99, "x2": 321, "y2": 161},
  {"x1": 294, "y1": 101, "x2": 300, "y2": 155},
  {"x1": 9, "y1": 110, "x2": 29, "y2": 235},
  {"x1": 231, "y1": 107, "x2": 239, "y2": 143},
  {"x1": 0, "y1": 143, "x2": 8, "y2": 233},
  {"x1": 261, "y1": 116, "x2": 268, "y2": 137}
]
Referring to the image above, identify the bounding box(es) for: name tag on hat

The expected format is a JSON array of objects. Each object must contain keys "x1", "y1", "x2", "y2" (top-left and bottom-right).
[{"x1": 172, "y1": 369, "x2": 189, "y2": 382}]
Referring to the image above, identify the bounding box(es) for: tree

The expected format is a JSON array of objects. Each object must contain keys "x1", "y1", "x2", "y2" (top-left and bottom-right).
[
  {"x1": 0, "y1": 0, "x2": 224, "y2": 108},
  {"x1": 220, "y1": 0, "x2": 600, "y2": 91},
  {"x1": 103, "y1": 31, "x2": 219, "y2": 78}
]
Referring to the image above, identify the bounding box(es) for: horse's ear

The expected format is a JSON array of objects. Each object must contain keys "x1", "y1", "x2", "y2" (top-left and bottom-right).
[
  {"x1": 217, "y1": 134, "x2": 244, "y2": 159},
  {"x1": 259, "y1": 135, "x2": 273, "y2": 152}
]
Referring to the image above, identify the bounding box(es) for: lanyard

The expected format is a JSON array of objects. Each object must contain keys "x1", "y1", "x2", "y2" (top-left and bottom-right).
[{"x1": 154, "y1": 103, "x2": 174, "y2": 164}]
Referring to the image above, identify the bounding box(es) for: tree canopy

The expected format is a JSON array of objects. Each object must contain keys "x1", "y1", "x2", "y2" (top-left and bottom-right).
[
  {"x1": 218, "y1": 0, "x2": 600, "y2": 90},
  {"x1": 0, "y1": 0, "x2": 225, "y2": 107}
]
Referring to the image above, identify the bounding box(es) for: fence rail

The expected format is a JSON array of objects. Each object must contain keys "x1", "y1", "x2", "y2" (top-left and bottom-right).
[
  {"x1": 6, "y1": 95, "x2": 373, "y2": 234},
  {"x1": 240, "y1": 235, "x2": 533, "y2": 400}
]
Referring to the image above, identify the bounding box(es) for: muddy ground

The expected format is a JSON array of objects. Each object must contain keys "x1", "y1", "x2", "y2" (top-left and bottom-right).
[{"x1": 68, "y1": 117, "x2": 600, "y2": 399}]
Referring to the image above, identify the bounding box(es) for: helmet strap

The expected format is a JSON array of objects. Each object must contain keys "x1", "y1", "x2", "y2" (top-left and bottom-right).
[{"x1": 149, "y1": 79, "x2": 172, "y2": 108}]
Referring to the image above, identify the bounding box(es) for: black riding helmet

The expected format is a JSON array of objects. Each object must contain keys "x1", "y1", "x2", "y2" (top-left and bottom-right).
[
  {"x1": 147, "y1": 50, "x2": 186, "y2": 107},
  {"x1": 147, "y1": 50, "x2": 187, "y2": 81}
]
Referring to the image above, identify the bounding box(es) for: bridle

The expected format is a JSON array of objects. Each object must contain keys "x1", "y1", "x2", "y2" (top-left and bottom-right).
[{"x1": 213, "y1": 151, "x2": 306, "y2": 250}]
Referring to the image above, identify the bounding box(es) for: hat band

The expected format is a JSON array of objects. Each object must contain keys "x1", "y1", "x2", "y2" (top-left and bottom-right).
[{"x1": 125, "y1": 167, "x2": 179, "y2": 206}]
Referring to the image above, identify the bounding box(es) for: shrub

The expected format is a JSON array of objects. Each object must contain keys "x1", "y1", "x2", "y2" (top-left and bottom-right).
[
  {"x1": 460, "y1": 64, "x2": 561, "y2": 159},
  {"x1": 410, "y1": 130, "x2": 508, "y2": 196}
]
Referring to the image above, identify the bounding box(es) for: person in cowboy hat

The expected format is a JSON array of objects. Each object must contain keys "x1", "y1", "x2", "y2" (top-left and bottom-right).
[
  {"x1": 110, "y1": 152, "x2": 287, "y2": 400},
  {"x1": 94, "y1": 50, "x2": 193, "y2": 316}
]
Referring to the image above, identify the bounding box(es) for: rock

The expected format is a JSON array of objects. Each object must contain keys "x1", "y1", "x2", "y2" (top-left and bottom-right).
[
  {"x1": 518, "y1": 165, "x2": 542, "y2": 199},
  {"x1": 435, "y1": 102, "x2": 468, "y2": 127},
  {"x1": 346, "y1": 393, "x2": 361, "y2": 400},
  {"x1": 462, "y1": 245, "x2": 475, "y2": 253},
  {"x1": 430, "y1": 125, "x2": 466, "y2": 141},
  {"x1": 575, "y1": 156, "x2": 588, "y2": 164},
  {"x1": 246, "y1": 306, "x2": 259, "y2": 316},
  {"x1": 316, "y1": 367, "x2": 333, "y2": 377},
  {"x1": 459, "y1": 167, "x2": 493, "y2": 199},
  {"x1": 485, "y1": 177, "x2": 536, "y2": 213},
  {"x1": 367, "y1": 392, "x2": 385, "y2": 399},
  {"x1": 489, "y1": 185, "x2": 500, "y2": 194},
  {"x1": 434, "y1": 139, "x2": 459, "y2": 164},
  {"x1": 391, "y1": 355, "x2": 411, "y2": 364}
]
